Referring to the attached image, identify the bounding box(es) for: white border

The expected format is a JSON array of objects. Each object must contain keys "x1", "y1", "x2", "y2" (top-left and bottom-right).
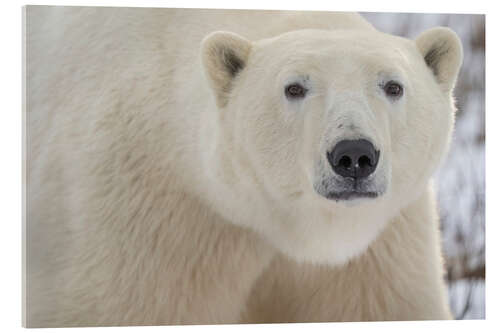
[{"x1": 3, "y1": 0, "x2": 497, "y2": 332}]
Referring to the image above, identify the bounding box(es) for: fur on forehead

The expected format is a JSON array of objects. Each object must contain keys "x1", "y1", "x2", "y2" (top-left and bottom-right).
[{"x1": 250, "y1": 29, "x2": 415, "y2": 73}]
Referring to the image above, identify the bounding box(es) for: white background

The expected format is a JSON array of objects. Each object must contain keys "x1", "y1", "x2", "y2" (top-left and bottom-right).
[{"x1": 1, "y1": 0, "x2": 497, "y2": 332}]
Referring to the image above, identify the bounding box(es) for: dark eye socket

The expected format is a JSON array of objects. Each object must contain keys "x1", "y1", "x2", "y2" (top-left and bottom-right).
[
  {"x1": 285, "y1": 83, "x2": 307, "y2": 99},
  {"x1": 383, "y1": 81, "x2": 404, "y2": 98}
]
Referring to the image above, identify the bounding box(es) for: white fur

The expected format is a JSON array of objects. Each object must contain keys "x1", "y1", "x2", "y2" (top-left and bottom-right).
[{"x1": 25, "y1": 7, "x2": 461, "y2": 327}]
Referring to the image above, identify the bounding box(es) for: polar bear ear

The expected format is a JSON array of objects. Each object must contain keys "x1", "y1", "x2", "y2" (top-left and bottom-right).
[
  {"x1": 415, "y1": 27, "x2": 463, "y2": 93},
  {"x1": 201, "y1": 31, "x2": 252, "y2": 108}
]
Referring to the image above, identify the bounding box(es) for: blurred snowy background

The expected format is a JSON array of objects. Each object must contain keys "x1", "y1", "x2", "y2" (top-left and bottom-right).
[{"x1": 361, "y1": 13, "x2": 485, "y2": 320}]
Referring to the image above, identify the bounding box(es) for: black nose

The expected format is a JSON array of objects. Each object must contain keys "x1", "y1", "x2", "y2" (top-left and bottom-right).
[{"x1": 327, "y1": 139, "x2": 380, "y2": 179}]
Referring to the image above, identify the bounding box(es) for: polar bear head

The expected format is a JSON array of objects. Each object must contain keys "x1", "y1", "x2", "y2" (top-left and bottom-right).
[{"x1": 200, "y1": 27, "x2": 462, "y2": 265}]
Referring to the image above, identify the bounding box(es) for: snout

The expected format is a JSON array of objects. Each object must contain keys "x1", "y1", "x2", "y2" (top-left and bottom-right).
[{"x1": 327, "y1": 139, "x2": 380, "y2": 179}]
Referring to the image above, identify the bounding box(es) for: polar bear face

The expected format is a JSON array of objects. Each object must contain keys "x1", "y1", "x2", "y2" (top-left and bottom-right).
[{"x1": 201, "y1": 28, "x2": 462, "y2": 264}]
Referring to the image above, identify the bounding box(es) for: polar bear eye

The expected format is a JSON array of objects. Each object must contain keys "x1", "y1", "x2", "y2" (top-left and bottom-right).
[
  {"x1": 383, "y1": 81, "x2": 404, "y2": 99},
  {"x1": 285, "y1": 83, "x2": 308, "y2": 99}
]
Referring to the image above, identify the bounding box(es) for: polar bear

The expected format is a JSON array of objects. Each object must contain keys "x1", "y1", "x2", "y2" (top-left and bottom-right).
[{"x1": 24, "y1": 7, "x2": 462, "y2": 327}]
